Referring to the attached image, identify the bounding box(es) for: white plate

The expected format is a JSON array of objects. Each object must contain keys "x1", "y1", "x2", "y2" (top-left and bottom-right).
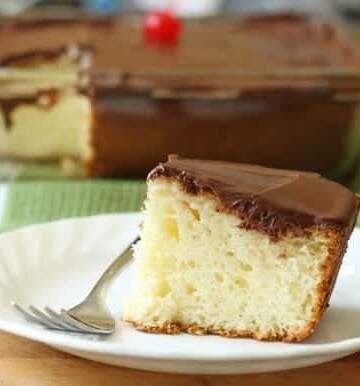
[
  {"x1": 0, "y1": 183, "x2": 8, "y2": 221},
  {"x1": 0, "y1": 213, "x2": 360, "y2": 374}
]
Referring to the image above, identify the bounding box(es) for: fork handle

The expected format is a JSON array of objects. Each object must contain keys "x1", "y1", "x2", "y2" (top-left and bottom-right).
[{"x1": 87, "y1": 236, "x2": 139, "y2": 299}]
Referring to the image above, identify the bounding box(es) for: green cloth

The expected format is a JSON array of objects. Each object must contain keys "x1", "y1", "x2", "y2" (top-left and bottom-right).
[
  {"x1": 0, "y1": 179, "x2": 146, "y2": 232},
  {"x1": 1, "y1": 157, "x2": 360, "y2": 232}
]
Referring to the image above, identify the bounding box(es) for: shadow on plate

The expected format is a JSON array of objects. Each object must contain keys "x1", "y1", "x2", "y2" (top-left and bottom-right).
[{"x1": 306, "y1": 306, "x2": 360, "y2": 344}]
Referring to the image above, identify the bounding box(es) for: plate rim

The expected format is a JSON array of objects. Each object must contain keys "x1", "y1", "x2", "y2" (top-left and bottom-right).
[{"x1": 0, "y1": 213, "x2": 359, "y2": 363}]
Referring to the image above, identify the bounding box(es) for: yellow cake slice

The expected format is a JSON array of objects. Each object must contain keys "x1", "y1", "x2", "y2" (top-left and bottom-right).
[{"x1": 124, "y1": 156, "x2": 359, "y2": 342}]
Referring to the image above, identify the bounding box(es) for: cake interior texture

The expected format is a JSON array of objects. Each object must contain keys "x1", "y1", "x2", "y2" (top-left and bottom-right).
[
  {"x1": 0, "y1": 91, "x2": 91, "y2": 159},
  {"x1": 0, "y1": 50, "x2": 92, "y2": 161},
  {"x1": 124, "y1": 157, "x2": 358, "y2": 342}
]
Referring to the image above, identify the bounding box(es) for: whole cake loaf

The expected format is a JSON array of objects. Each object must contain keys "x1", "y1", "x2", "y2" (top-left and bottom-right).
[
  {"x1": 124, "y1": 156, "x2": 359, "y2": 342},
  {"x1": 1, "y1": 14, "x2": 360, "y2": 177}
]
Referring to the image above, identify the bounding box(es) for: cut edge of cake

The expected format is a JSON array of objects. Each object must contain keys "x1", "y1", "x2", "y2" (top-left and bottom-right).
[{"x1": 0, "y1": 45, "x2": 94, "y2": 175}]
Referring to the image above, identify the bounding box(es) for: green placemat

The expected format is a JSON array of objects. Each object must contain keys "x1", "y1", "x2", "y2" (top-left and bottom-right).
[
  {"x1": 1, "y1": 159, "x2": 360, "y2": 232},
  {"x1": 0, "y1": 179, "x2": 146, "y2": 232}
]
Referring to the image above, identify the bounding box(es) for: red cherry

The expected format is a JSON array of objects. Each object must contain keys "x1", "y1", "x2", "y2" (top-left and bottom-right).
[{"x1": 143, "y1": 11, "x2": 182, "y2": 45}]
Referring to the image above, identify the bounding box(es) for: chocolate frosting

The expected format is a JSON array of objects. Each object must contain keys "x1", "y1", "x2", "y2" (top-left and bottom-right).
[
  {"x1": 1, "y1": 14, "x2": 360, "y2": 97},
  {"x1": 149, "y1": 155, "x2": 358, "y2": 240}
]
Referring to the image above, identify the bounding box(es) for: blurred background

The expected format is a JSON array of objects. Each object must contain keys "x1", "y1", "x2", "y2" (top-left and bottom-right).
[
  {"x1": 0, "y1": 0, "x2": 360, "y2": 19},
  {"x1": 1, "y1": 0, "x2": 360, "y2": 230}
]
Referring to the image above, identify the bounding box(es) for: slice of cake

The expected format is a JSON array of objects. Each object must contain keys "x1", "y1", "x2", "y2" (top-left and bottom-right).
[
  {"x1": 124, "y1": 155, "x2": 359, "y2": 342},
  {"x1": 0, "y1": 46, "x2": 92, "y2": 171}
]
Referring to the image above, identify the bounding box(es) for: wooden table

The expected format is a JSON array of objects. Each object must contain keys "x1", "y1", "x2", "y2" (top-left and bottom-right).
[{"x1": 0, "y1": 331, "x2": 359, "y2": 386}]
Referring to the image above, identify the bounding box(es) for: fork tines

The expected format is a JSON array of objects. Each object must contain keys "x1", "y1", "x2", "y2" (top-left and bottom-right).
[{"x1": 12, "y1": 302, "x2": 102, "y2": 334}]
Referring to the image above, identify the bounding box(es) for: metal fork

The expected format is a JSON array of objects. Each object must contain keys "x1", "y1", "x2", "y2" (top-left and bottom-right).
[{"x1": 12, "y1": 236, "x2": 139, "y2": 335}]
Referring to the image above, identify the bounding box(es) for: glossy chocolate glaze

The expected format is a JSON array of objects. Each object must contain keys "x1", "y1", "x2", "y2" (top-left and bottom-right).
[
  {"x1": 1, "y1": 14, "x2": 360, "y2": 95},
  {"x1": 149, "y1": 155, "x2": 358, "y2": 240}
]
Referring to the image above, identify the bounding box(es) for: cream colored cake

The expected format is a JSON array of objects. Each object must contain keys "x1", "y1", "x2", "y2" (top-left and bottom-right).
[
  {"x1": 124, "y1": 156, "x2": 358, "y2": 342},
  {"x1": 0, "y1": 49, "x2": 92, "y2": 166}
]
